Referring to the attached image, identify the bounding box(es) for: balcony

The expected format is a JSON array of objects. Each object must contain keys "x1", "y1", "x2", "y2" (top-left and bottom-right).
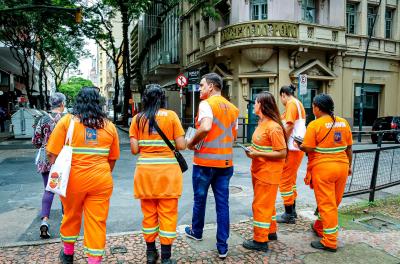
[
  {"x1": 198, "y1": 20, "x2": 346, "y2": 59},
  {"x1": 346, "y1": 34, "x2": 400, "y2": 59}
]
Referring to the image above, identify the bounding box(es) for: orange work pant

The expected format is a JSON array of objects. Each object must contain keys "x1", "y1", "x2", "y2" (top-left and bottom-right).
[
  {"x1": 311, "y1": 162, "x2": 348, "y2": 249},
  {"x1": 279, "y1": 150, "x2": 304, "y2": 205},
  {"x1": 252, "y1": 178, "x2": 278, "y2": 242},
  {"x1": 60, "y1": 186, "x2": 113, "y2": 257},
  {"x1": 141, "y1": 198, "x2": 178, "y2": 245}
]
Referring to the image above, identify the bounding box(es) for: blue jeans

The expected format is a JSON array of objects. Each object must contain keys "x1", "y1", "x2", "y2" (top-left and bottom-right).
[{"x1": 191, "y1": 165, "x2": 234, "y2": 253}]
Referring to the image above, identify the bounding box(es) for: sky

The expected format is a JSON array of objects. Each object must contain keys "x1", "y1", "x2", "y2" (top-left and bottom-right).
[{"x1": 78, "y1": 38, "x2": 97, "y2": 79}]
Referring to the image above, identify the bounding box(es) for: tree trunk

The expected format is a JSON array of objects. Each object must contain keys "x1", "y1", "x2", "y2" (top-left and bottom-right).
[
  {"x1": 113, "y1": 65, "x2": 120, "y2": 123},
  {"x1": 121, "y1": 6, "x2": 131, "y2": 125},
  {"x1": 38, "y1": 47, "x2": 45, "y2": 110}
]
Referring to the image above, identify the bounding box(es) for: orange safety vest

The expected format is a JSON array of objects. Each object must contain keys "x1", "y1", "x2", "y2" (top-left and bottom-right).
[{"x1": 193, "y1": 95, "x2": 239, "y2": 168}]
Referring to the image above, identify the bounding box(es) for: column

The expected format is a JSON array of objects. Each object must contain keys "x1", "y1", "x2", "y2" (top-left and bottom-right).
[
  {"x1": 376, "y1": 0, "x2": 386, "y2": 38},
  {"x1": 359, "y1": 0, "x2": 368, "y2": 36}
]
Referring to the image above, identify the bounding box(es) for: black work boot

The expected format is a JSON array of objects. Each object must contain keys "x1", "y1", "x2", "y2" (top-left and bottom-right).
[
  {"x1": 59, "y1": 249, "x2": 73, "y2": 264},
  {"x1": 268, "y1": 232, "x2": 278, "y2": 241},
  {"x1": 293, "y1": 201, "x2": 298, "y2": 219},
  {"x1": 311, "y1": 240, "x2": 337, "y2": 252},
  {"x1": 146, "y1": 242, "x2": 159, "y2": 264},
  {"x1": 242, "y1": 239, "x2": 269, "y2": 252},
  {"x1": 276, "y1": 205, "x2": 296, "y2": 224}
]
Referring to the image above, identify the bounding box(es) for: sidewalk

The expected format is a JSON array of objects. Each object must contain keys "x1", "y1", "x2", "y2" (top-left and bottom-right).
[{"x1": 0, "y1": 213, "x2": 399, "y2": 264}]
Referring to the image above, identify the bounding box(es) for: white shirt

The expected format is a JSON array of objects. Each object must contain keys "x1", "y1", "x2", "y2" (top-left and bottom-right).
[{"x1": 198, "y1": 100, "x2": 238, "y2": 130}]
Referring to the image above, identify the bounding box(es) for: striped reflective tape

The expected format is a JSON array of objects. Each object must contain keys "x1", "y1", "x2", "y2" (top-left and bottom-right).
[
  {"x1": 138, "y1": 140, "x2": 175, "y2": 147},
  {"x1": 60, "y1": 234, "x2": 78, "y2": 243},
  {"x1": 137, "y1": 157, "x2": 178, "y2": 165},
  {"x1": 253, "y1": 220, "x2": 271, "y2": 229},
  {"x1": 72, "y1": 147, "x2": 110, "y2": 156},
  {"x1": 159, "y1": 230, "x2": 177, "y2": 238},
  {"x1": 323, "y1": 225, "x2": 339, "y2": 234},
  {"x1": 251, "y1": 143, "x2": 273, "y2": 153},
  {"x1": 142, "y1": 225, "x2": 159, "y2": 234},
  {"x1": 84, "y1": 246, "x2": 105, "y2": 257},
  {"x1": 315, "y1": 146, "x2": 347, "y2": 154},
  {"x1": 292, "y1": 185, "x2": 297, "y2": 190},
  {"x1": 271, "y1": 215, "x2": 277, "y2": 221},
  {"x1": 281, "y1": 190, "x2": 294, "y2": 197}
]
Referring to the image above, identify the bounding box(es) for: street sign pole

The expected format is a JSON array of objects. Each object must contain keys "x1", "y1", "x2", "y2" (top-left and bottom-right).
[
  {"x1": 175, "y1": 74, "x2": 188, "y2": 123},
  {"x1": 179, "y1": 87, "x2": 183, "y2": 122},
  {"x1": 192, "y1": 84, "x2": 195, "y2": 127}
]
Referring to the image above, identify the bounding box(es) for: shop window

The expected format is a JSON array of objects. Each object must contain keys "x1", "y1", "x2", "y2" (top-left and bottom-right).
[{"x1": 251, "y1": 0, "x2": 267, "y2": 20}]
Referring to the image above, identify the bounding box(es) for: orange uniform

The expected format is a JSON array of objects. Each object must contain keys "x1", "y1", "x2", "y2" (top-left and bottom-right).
[
  {"x1": 193, "y1": 95, "x2": 239, "y2": 168},
  {"x1": 280, "y1": 98, "x2": 306, "y2": 205},
  {"x1": 302, "y1": 115, "x2": 352, "y2": 249},
  {"x1": 250, "y1": 119, "x2": 286, "y2": 242},
  {"x1": 47, "y1": 114, "x2": 120, "y2": 257},
  {"x1": 129, "y1": 109, "x2": 185, "y2": 245}
]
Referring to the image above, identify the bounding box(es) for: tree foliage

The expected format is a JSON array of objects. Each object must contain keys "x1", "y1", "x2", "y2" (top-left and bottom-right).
[{"x1": 58, "y1": 76, "x2": 93, "y2": 106}]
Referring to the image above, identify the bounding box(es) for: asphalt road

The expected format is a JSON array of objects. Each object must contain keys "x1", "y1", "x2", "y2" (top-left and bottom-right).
[{"x1": 0, "y1": 130, "x2": 398, "y2": 245}]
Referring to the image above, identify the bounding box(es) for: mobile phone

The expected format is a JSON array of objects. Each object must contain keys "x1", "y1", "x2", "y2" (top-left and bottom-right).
[
  {"x1": 237, "y1": 143, "x2": 250, "y2": 152},
  {"x1": 293, "y1": 136, "x2": 304, "y2": 145}
]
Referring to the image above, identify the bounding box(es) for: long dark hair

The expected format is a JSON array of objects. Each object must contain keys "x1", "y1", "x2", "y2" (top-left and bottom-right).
[
  {"x1": 137, "y1": 84, "x2": 166, "y2": 134},
  {"x1": 256, "y1": 91, "x2": 288, "y2": 147},
  {"x1": 313, "y1": 94, "x2": 335, "y2": 120},
  {"x1": 280, "y1": 84, "x2": 296, "y2": 96},
  {"x1": 72, "y1": 86, "x2": 106, "y2": 129}
]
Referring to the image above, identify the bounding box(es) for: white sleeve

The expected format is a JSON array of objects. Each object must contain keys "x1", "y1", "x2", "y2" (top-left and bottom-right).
[{"x1": 198, "y1": 101, "x2": 213, "y2": 123}]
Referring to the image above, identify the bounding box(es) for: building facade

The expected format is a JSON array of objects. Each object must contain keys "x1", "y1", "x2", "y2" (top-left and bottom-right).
[{"x1": 180, "y1": 0, "x2": 400, "y2": 128}]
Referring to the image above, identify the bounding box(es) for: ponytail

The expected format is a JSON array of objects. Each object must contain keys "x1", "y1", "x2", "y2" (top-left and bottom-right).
[{"x1": 280, "y1": 84, "x2": 297, "y2": 96}]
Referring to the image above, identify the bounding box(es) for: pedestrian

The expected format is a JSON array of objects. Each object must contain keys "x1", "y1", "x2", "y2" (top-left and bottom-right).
[
  {"x1": 0, "y1": 106, "x2": 7, "y2": 132},
  {"x1": 129, "y1": 84, "x2": 186, "y2": 264},
  {"x1": 277, "y1": 84, "x2": 306, "y2": 224},
  {"x1": 184, "y1": 73, "x2": 239, "y2": 259},
  {"x1": 47, "y1": 87, "x2": 120, "y2": 264},
  {"x1": 241, "y1": 91, "x2": 287, "y2": 252},
  {"x1": 32, "y1": 92, "x2": 66, "y2": 239},
  {"x1": 297, "y1": 94, "x2": 352, "y2": 252}
]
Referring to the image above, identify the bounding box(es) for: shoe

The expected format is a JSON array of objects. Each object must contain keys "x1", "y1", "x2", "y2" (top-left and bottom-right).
[
  {"x1": 40, "y1": 220, "x2": 50, "y2": 239},
  {"x1": 293, "y1": 201, "x2": 298, "y2": 219},
  {"x1": 310, "y1": 223, "x2": 322, "y2": 238},
  {"x1": 218, "y1": 249, "x2": 228, "y2": 259},
  {"x1": 146, "y1": 250, "x2": 159, "y2": 264},
  {"x1": 59, "y1": 249, "x2": 74, "y2": 264},
  {"x1": 161, "y1": 259, "x2": 177, "y2": 264},
  {"x1": 268, "y1": 232, "x2": 278, "y2": 241},
  {"x1": 242, "y1": 239, "x2": 269, "y2": 252},
  {"x1": 184, "y1": 226, "x2": 203, "y2": 241},
  {"x1": 277, "y1": 205, "x2": 296, "y2": 224},
  {"x1": 310, "y1": 240, "x2": 337, "y2": 252}
]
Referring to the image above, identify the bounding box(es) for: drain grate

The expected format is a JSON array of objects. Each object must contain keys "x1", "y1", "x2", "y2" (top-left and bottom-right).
[{"x1": 355, "y1": 216, "x2": 400, "y2": 231}]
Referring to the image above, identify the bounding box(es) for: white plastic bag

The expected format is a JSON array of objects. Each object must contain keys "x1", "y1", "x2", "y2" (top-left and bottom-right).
[
  {"x1": 46, "y1": 117, "x2": 75, "y2": 197},
  {"x1": 288, "y1": 99, "x2": 306, "y2": 151}
]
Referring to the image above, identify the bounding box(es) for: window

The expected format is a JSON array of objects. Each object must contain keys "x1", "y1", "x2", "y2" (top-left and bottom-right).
[
  {"x1": 385, "y1": 9, "x2": 393, "y2": 39},
  {"x1": 204, "y1": 18, "x2": 209, "y2": 35},
  {"x1": 302, "y1": 0, "x2": 316, "y2": 23},
  {"x1": 346, "y1": 3, "x2": 357, "y2": 34},
  {"x1": 250, "y1": 0, "x2": 267, "y2": 20},
  {"x1": 367, "y1": 5, "x2": 377, "y2": 36}
]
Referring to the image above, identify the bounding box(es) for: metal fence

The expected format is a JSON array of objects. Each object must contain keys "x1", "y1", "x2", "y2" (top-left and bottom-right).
[{"x1": 344, "y1": 144, "x2": 400, "y2": 201}]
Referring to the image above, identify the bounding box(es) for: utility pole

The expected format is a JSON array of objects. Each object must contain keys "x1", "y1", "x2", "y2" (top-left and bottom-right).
[{"x1": 358, "y1": 0, "x2": 382, "y2": 142}]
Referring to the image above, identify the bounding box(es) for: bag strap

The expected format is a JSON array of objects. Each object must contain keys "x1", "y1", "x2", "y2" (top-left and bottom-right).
[
  {"x1": 152, "y1": 118, "x2": 176, "y2": 152},
  {"x1": 317, "y1": 116, "x2": 336, "y2": 146},
  {"x1": 65, "y1": 115, "x2": 75, "y2": 146},
  {"x1": 294, "y1": 98, "x2": 304, "y2": 120}
]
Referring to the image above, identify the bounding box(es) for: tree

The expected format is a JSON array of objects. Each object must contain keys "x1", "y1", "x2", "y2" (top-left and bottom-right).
[{"x1": 59, "y1": 76, "x2": 93, "y2": 106}]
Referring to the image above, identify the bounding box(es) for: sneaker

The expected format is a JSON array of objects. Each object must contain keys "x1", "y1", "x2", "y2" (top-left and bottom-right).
[
  {"x1": 184, "y1": 226, "x2": 202, "y2": 241},
  {"x1": 40, "y1": 220, "x2": 50, "y2": 239},
  {"x1": 146, "y1": 250, "x2": 159, "y2": 264},
  {"x1": 242, "y1": 239, "x2": 269, "y2": 252},
  {"x1": 310, "y1": 240, "x2": 337, "y2": 252},
  {"x1": 161, "y1": 259, "x2": 177, "y2": 264},
  {"x1": 268, "y1": 232, "x2": 278, "y2": 241},
  {"x1": 59, "y1": 248, "x2": 74, "y2": 264},
  {"x1": 218, "y1": 249, "x2": 228, "y2": 259}
]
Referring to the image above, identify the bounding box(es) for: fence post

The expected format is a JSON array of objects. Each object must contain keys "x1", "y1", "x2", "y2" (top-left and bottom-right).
[{"x1": 369, "y1": 132, "x2": 382, "y2": 202}]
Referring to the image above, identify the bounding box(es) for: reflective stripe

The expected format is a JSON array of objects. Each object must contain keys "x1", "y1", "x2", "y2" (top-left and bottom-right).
[
  {"x1": 60, "y1": 234, "x2": 79, "y2": 243},
  {"x1": 84, "y1": 246, "x2": 105, "y2": 256},
  {"x1": 202, "y1": 117, "x2": 235, "y2": 149},
  {"x1": 72, "y1": 147, "x2": 110, "y2": 156},
  {"x1": 137, "y1": 157, "x2": 178, "y2": 165},
  {"x1": 317, "y1": 213, "x2": 321, "y2": 220},
  {"x1": 253, "y1": 220, "x2": 271, "y2": 229},
  {"x1": 194, "y1": 152, "x2": 233, "y2": 160},
  {"x1": 323, "y1": 225, "x2": 339, "y2": 234},
  {"x1": 271, "y1": 215, "x2": 277, "y2": 221},
  {"x1": 281, "y1": 190, "x2": 294, "y2": 197},
  {"x1": 142, "y1": 225, "x2": 159, "y2": 234},
  {"x1": 159, "y1": 230, "x2": 177, "y2": 238},
  {"x1": 251, "y1": 143, "x2": 273, "y2": 153},
  {"x1": 292, "y1": 185, "x2": 297, "y2": 190},
  {"x1": 138, "y1": 140, "x2": 175, "y2": 147},
  {"x1": 315, "y1": 146, "x2": 347, "y2": 153}
]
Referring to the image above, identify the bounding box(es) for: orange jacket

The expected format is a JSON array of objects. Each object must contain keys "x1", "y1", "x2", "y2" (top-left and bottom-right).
[{"x1": 193, "y1": 95, "x2": 239, "y2": 168}]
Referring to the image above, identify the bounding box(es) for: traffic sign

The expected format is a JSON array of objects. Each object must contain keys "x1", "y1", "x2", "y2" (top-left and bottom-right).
[
  {"x1": 298, "y1": 74, "x2": 307, "y2": 95},
  {"x1": 188, "y1": 70, "x2": 200, "y2": 84},
  {"x1": 176, "y1": 74, "x2": 188, "y2": 88}
]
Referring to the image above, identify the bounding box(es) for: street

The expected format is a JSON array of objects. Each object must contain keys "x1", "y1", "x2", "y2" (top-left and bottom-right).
[{"x1": 0, "y1": 129, "x2": 398, "y2": 246}]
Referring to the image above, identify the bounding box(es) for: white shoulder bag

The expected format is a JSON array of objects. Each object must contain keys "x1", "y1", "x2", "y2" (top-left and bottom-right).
[
  {"x1": 288, "y1": 99, "x2": 306, "y2": 151},
  {"x1": 46, "y1": 116, "x2": 75, "y2": 197}
]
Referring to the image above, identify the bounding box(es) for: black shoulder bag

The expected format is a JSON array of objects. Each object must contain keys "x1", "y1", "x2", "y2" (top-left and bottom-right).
[{"x1": 152, "y1": 120, "x2": 188, "y2": 173}]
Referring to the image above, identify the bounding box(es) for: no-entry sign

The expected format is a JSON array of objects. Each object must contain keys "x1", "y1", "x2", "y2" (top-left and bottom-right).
[{"x1": 176, "y1": 74, "x2": 188, "y2": 88}]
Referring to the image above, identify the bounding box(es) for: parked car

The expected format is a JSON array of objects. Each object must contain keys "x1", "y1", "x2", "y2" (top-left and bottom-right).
[{"x1": 371, "y1": 116, "x2": 400, "y2": 144}]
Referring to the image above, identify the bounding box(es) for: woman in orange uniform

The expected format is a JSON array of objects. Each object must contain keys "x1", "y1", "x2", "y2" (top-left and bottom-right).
[
  {"x1": 129, "y1": 84, "x2": 186, "y2": 264},
  {"x1": 242, "y1": 91, "x2": 287, "y2": 252},
  {"x1": 298, "y1": 94, "x2": 352, "y2": 252},
  {"x1": 277, "y1": 84, "x2": 306, "y2": 224},
  {"x1": 47, "y1": 87, "x2": 120, "y2": 264}
]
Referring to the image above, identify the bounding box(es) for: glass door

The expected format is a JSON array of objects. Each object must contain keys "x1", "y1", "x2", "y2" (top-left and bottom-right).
[{"x1": 247, "y1": 79, "x2": 269, "y2": 142}]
